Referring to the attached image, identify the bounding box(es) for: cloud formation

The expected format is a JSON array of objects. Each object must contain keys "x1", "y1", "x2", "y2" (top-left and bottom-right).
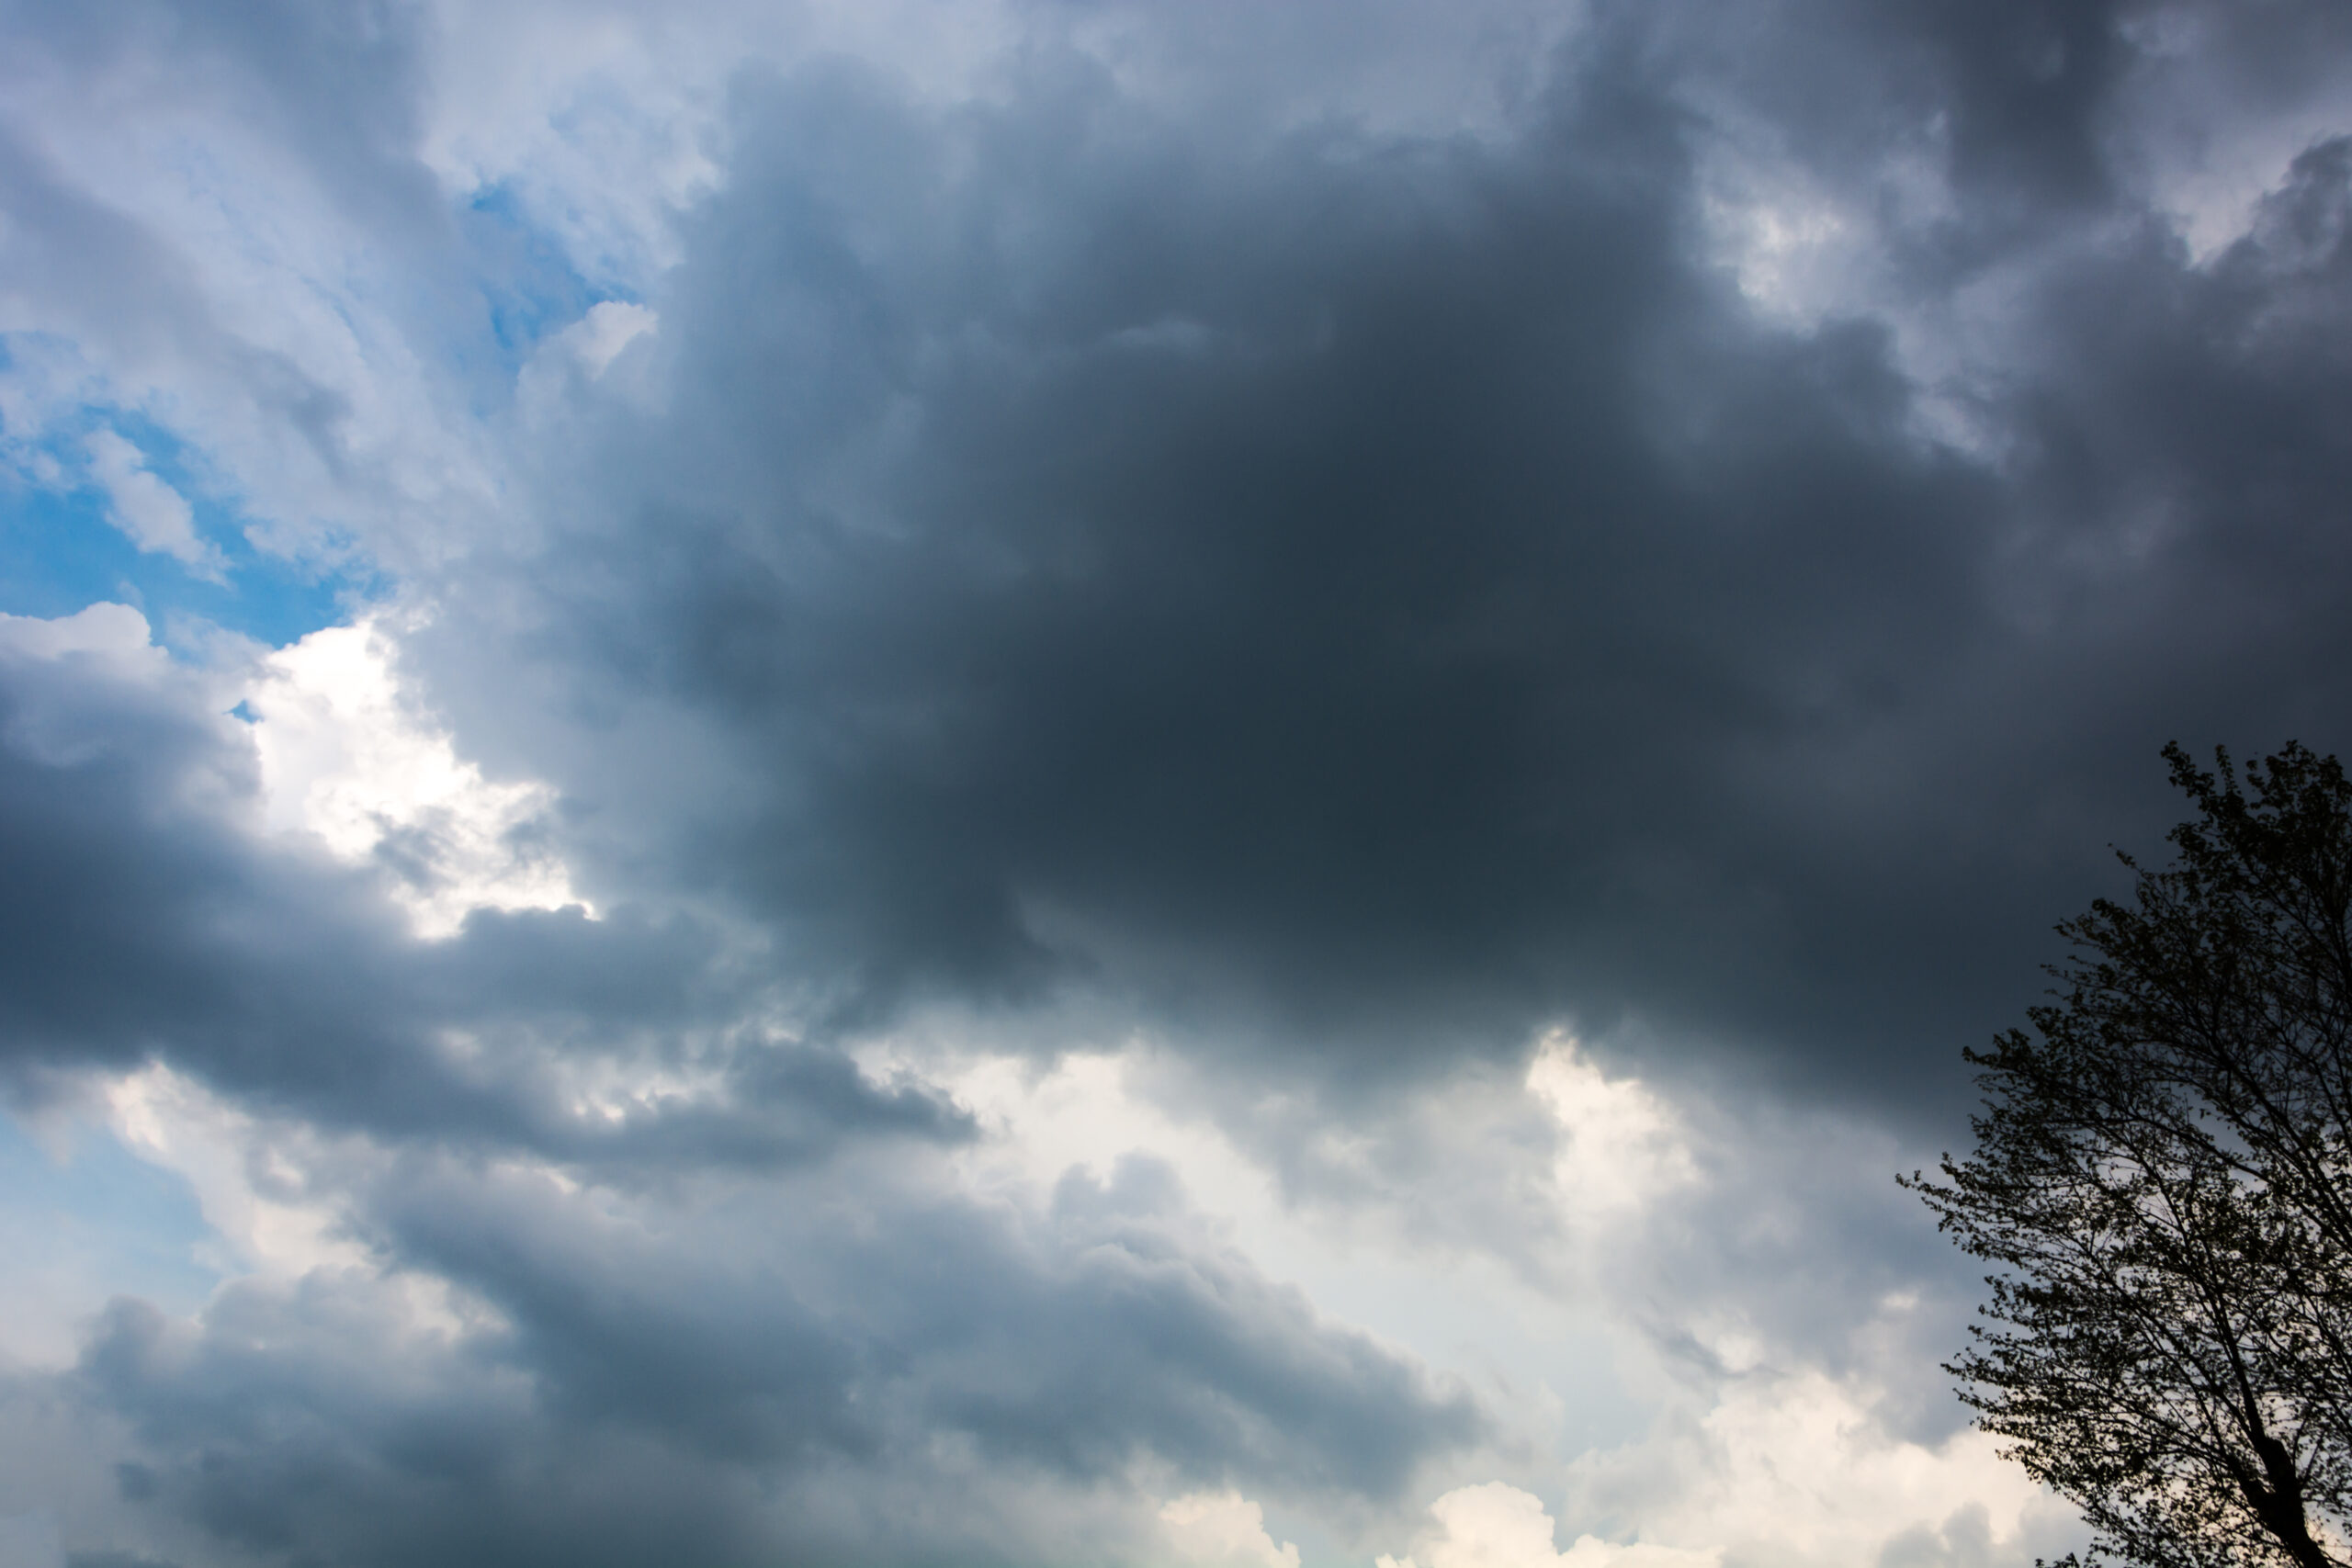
[
  {"x1": 1, "y1": 0, "x2": 2349, "y2": 1564},
  {"x1": 401, "y1": 0, "x2": 2352, "y2": 1105}
]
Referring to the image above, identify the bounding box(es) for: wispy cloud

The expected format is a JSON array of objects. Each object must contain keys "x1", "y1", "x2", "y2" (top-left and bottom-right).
[{"x1": 82, "y1": 430, "x2": 223, "y2": 580}]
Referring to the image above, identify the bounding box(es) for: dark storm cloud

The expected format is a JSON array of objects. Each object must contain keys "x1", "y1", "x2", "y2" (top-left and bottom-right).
[
  {"x1": 0, "y1": 628, "x2": 1482, "y2": 1560},
  {"x1": 452, "y1": 0, "x2": 2352, "y2": 1107},
  {"x1": 6, "y1": 0, "x2": 2352, "y2": 1562},
  {"x1": 56, "y1": 1150, "x2": 1477, "y2": 1568},
  {"x1": 0, "y1": 631, "x2": 965, "y2": 1166}
]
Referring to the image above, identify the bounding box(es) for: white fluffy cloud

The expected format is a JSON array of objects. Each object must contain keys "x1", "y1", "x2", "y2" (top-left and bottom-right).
[
  {"x1": 1163, "y1": 1490, "x2": 1305, "y2": 1568},
  {"x1": 0, "y1": 601, "x2": 162, "y2": 669},
  {"x1": 1526, "y1": 1032, "x2": 1698, "y2": 1220},
  {"x1": 1549, "y1": 1363, "x2": 2079, "y2": 1568},
  {"x1": 243, "y1": 616, "x2": 583, "y2": 936},
  {"x1": 1383, "y1": 1483, "x2": 1718, "y2": 1568}
]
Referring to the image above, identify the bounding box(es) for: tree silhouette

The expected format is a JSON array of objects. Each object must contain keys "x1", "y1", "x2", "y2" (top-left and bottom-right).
[{"x1": 1908, "y1": 743, "x2": 2352, "y2": 1568}]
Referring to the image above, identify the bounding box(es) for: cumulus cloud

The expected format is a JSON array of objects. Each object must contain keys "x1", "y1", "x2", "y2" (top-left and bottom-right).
[
  {"x1": 0, "y1": 600, "x2": 1479, "y2": 1565},
  {"x1": 243, "y1": 616, "x2": 583, "y2": 937},
  {"x1": 374, "y1": 0, "x2": 2351, "y2": 1115},
  {"x1": 31, "y1": 1125, "x2": 1477, "y2": 1567},
  {"x1": 1163, "y1": 1490, "x2": 1304, "y2": 1568},
  {"x1": 1, "y1": 0, "x2": 2349, "y2": 1564},
  {"x1": 0, "y1": 602, "x2": 962, "y2": 1168},
  {"x1": 1383, "y1": 1483, "x2": 1718, "y2": 1568},
  {"x1": 0, "y1": 602, "x2": 163, "y2": 670},
  {"x1": 1550, "y1": 1363, "x2": 2082, "y2": 1568}
]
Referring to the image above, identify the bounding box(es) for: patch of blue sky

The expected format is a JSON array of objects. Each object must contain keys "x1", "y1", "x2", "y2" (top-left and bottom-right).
[
  {"x1": 0, "y1": 400, "x2": 378, "y2": 651},
  {"x1": 0, "y1": 1106, "x2": 221, "y2": 1354},
  {"x1": 456, "y1": 180, "x2": 642, "y2": 391}
]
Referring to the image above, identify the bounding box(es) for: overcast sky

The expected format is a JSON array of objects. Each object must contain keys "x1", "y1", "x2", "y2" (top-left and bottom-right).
[{"x1": 2, "y1": 1, "x2": 2350, "y2": 1564}]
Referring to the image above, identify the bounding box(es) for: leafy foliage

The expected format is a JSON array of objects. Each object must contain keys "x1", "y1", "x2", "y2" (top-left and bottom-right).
[{"x1": 1907, "y1": 743, "x2": 2352, "y2": 1568}]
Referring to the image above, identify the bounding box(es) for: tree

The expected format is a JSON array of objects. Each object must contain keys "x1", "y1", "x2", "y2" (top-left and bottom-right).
[{"x1": 1906, "y1": 742, "x2": 2352, "y2": 1568}]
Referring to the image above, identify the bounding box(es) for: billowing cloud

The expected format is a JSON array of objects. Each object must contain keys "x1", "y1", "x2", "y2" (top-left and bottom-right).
[
  {"x1": 0, "y1": 604, "x2": 958, "y2": 1164},
  {"x1": 386, "y1": 0, "x2": 2352, "y2": 1108},
  {"x1": 52, "y1": 1151, "x2": 1476, "y2": 1567},
  {"x1": 243, "y1": 616, "x2": 583, "y2": 937},
  {"x1": 1164, "y1": 1491, "x2": 1305, "y2": 1568},
  {"x1": 1, "y1": 0, "x2": 2348, "y2": 1564},
  {"x1": 1382, "y1": 1483, "x2": 1719, "y2": 1568},
  {"x1": 0, "y1": 599, "x2": 1478, "y2": 1566}
]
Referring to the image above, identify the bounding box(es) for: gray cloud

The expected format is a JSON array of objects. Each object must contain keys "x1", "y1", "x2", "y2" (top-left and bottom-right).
[
  {"x1": 0, "y1": 121, "x2": 356, "y2": 485},
  {"x1": 414, "y1": 2, "x2": 2352, "y2": 1112},
  {"x1": 54, "y1": 1149, "x2": 1477, "y2": 1568},
  {"x1": 1, "y1": 0, "x2": 442, "y2": 241},
  {"x1": 5, "y1": 1, "x2": 2352, "y2": 1563},
  {"x1": 0, "y1": 625, "x2": 1480, "y2": 1564},
  {"x1": 0, "y1": 633, "x2": 966, "y2": 1168}
]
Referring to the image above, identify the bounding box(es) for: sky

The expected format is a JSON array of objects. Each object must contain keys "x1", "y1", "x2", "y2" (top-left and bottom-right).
[{"x1": 0, "y1": 1, "x2": 2349, "y2": 1564}]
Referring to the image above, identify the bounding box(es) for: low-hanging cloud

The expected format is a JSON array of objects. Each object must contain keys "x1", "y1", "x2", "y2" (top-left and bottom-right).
[{"x1": 400, "y1": 0, "x2": 2352, "y2": 1107}]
